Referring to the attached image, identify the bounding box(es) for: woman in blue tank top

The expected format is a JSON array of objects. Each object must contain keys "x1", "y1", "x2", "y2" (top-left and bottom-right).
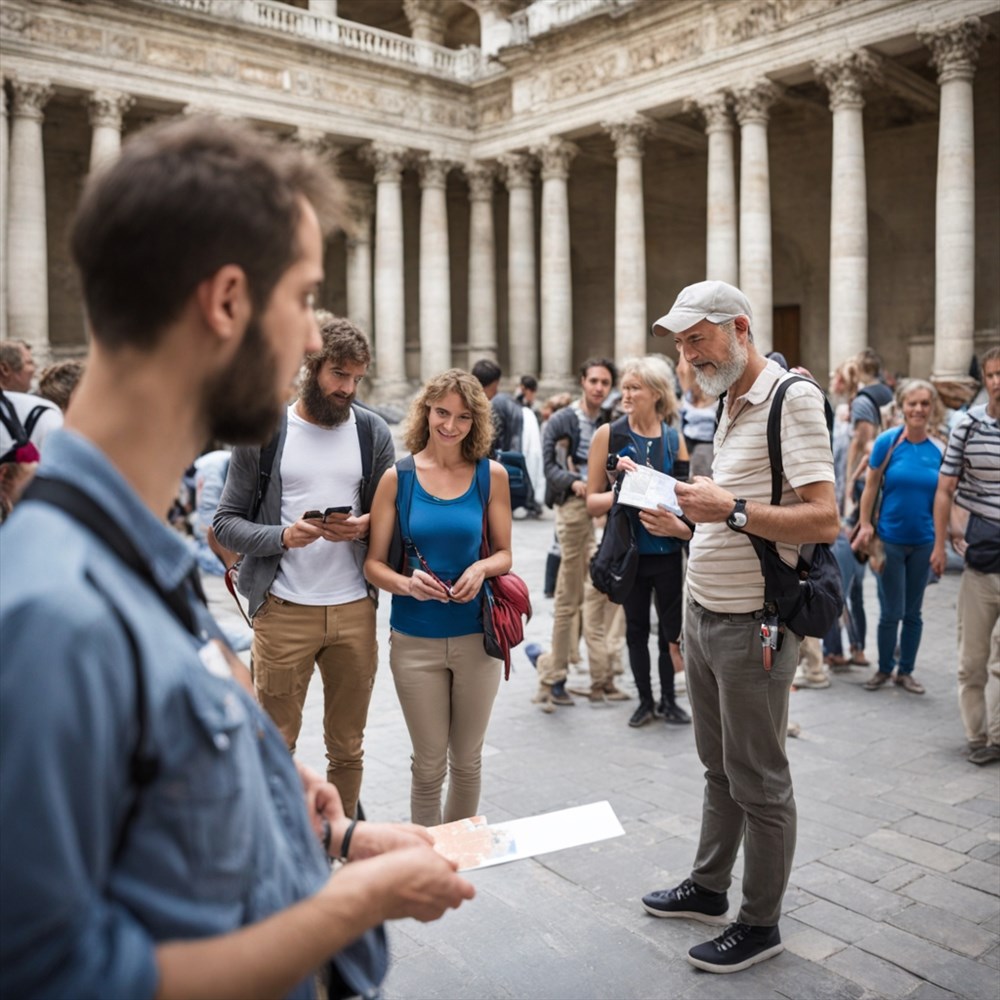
[
  {"x1": 365, "y1": 370, "x2": 513, "y2": 826},
  {"x1": 587, "y1": 356, "x2": 694, "y2": 729}
]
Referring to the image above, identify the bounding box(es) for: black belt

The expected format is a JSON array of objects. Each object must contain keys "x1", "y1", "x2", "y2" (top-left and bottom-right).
[{"x1": 688, "y1": 598, "x2": 765, "y2": 623}]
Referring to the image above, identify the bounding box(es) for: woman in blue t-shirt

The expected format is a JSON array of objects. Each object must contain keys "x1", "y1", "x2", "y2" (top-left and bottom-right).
[
  {"x1": 587, "y1": 356, "x2": 693, "y2": 728},
  {"x1": 852, "y1": 380, "x2": 943, "y2": 693},
  {"x1": 365, "y1": 370, "x2": 513, "y2": 825}
]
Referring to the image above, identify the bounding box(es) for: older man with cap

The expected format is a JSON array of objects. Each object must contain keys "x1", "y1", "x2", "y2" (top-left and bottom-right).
[{"x1": 640, "y1": 280, "x2": 838, "y2": 974}]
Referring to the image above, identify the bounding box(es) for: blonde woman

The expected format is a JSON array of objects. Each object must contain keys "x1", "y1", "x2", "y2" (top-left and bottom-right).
[
  {"x1": 852, "y1": 379, "x2": 943, "y2": 694},
  {"x1": 365, "y1": 370, "x2": 512, "y2": 825},
  {"x1": 587, "y1": 356, "x2": 693, "y2": 728}
]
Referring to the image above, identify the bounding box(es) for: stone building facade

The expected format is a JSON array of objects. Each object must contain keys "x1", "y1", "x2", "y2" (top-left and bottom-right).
[{"x1": 1, "y1": 0, "x2": 998, "y2": 397}]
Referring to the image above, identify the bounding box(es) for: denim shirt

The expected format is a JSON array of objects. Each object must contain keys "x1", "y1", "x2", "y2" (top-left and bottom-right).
[{"x1": 0, "y1": 431, "x2": 329, "y2": 999}]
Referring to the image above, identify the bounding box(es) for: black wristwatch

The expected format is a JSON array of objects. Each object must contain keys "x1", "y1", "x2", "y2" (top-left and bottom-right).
[{"x1": 726, "y1": 498, "x2": 749, "y2": 531}]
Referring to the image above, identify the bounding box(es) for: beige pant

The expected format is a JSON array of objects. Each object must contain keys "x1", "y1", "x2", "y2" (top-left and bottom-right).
[
  {"x1": 795, "y1": 635, "x2": 827, "y2": 681},
  {"x1": 957, "y1": 568, "x2": 1000, "y2": 748},
  {"x1": 389, "y1": 630, "x2": 502, "y2": 826},
  {"x1": 252, "y1": 594, "x2": 377, "y2": 817},
  {"x1": 537, "y1": 497, "x2": 614, "y2": 689}
]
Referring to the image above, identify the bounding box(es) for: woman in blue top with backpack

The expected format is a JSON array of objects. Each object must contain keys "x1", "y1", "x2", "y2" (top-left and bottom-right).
[
  {"x1": 365, "y1": 370, "x2": 513, "y2": 826},
  {"x1": 587, "y1": 356, "x2": 694, "y2": 728},
  {"x1": 852, "y1": 379, "x2": 943, "y2": 694}
]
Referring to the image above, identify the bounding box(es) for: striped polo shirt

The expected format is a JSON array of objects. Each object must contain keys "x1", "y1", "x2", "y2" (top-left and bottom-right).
[
  {"x1": 940, "y1": 405, "x2": 1000, "y2": 524},
  {"x1": 687, "y1": 361, "x2": 835, "y2": 613}
]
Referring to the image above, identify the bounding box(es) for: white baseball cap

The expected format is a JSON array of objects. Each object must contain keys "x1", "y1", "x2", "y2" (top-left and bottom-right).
[{"x1": 652, "y1": 280, "x2": 753, "y2": 336}]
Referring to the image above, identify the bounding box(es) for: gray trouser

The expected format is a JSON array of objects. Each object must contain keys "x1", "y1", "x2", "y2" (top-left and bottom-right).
[{"x1": 685, "y1": 598, "x2": 799, "y2": 927}]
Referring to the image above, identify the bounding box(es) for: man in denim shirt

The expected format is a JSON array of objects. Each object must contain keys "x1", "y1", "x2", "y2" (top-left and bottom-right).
[{"x1": 0, "y1": 117, "x2": 473, "y2": 999}]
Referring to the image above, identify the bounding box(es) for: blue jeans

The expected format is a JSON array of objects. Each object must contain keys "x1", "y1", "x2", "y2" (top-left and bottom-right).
[
  {"x1": 876, "y1": 540, "x2": 934, "y2": 676},
  {"x1": 825, "y1": 532, "x2": 867, "y2": 656}
]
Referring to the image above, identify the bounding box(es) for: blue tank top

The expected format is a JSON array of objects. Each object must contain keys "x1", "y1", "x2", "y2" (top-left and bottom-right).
[
  {"x1": 624, "y1": 426, "x2": 681, "y2": 557},
  {"x1": 390, "y1": 463, "x2": 486, "y2": 639}
]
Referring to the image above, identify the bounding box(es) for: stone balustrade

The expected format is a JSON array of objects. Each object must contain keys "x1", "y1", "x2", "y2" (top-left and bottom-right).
[{"x1": 509, "y1": 0, "x2": 636, "y2": 45}]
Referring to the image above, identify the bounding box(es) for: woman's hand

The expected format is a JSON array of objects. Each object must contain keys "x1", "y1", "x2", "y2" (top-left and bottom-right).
[
  {"x1": 407, "y1": 569, "x2": 451, "y2": 603},
  {"x1": 851, "y1": 522, "x2": 874, "y2": 554},
  {"x1": 616, "y1": 456, "x2": 639, "y2": 474},
  {"x1": 638, "y1": 506, "x2": 691, "y2": 539},
  {"x1": 449, "y1": 561, "x2": 486, "y2": 603}
]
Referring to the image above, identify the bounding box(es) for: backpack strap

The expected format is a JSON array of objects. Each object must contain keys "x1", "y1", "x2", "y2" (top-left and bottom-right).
[
  {"x1": 354, "y1": 405, "x2": 373, "y2": 484},
  {"x1": 394, "y1": 454, "x2": 417, "y2": 551},
  {"x1": 22, "y1": 404, "x2": 50, "y2": 440},
  {"x1": 765, "y1": 375, "x2": 834, "y2": 507},
  {"x1": 249, "y1": 431, "x2": 280, "y2": 522}
]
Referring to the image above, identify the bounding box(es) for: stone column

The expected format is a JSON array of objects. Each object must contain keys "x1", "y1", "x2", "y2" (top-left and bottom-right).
[
  {"x1": 88, "y1": 90, "x2": 134, "y2": 172},
  {"x1": 362, "y1": 142, "x2": 408, "y2": 389},
  {"x1": 499, "y1": 152, "x2": 537, "y2": 377},
  {"x1": 733, "y1": 81, "x2": 778, "y2": 353},
  {"x1": 7, "y1": 79, "x2": 53, "y2": 356},
  {"x1": 690, "y1": 92, "x2": 738, "y2": 285},
  {"x1": 345, "y1": 191, "x2": 373, "y2": 337},
  {"x1": 402, "y1": 0, "x2": 448, "y2": 43},
  {"x1": 604, "y1": 115, "x2": 651, "y2": 361},
  {"x1": 919, "y1": 17, "x2": 989, "y2": 379},
  {"x1": 466, "y1": 161, "x2": 497, "y2": 362},
  {"x1": 417, "y1": 155, "x2": 453, "y2": 382},
  {"x1": 308, "y1": 0, "x2": 337, "y2": 17},
  {"x1": 533, "y1": 137, "x2": 577, "y2": 384},
  {"x1": 815, "y1": 52, "x2": 880, "y2": 373},
  {"x1": 0, "y1": 89, "x2": 9, "y2": 341}
]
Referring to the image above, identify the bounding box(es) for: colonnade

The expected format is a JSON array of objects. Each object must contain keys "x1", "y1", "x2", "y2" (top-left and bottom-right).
[{"x1": 0, "y1": 16, "x2": 988, "y2": 386}]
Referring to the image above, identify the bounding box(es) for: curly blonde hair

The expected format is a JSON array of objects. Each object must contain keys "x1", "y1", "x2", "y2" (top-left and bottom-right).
[
  {"x1": 404, "y1": 368, "x2": 494, "y2": 462},
  {"x1": 619, "y1": 355, "x2": 680, "y2": 424}
]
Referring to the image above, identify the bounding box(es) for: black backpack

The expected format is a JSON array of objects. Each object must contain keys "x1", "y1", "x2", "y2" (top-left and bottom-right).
[
  {"x1": 745, "y1": 376, "x2": 844, "y2": 638},
  {"x1": 0, "y1": 392, "x2": 50, "y2": 464}
]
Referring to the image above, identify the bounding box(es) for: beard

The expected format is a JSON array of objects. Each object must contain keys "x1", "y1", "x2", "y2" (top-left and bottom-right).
[
  {"x1": 299, "y1": 368, "x2": 354, "y2": 427},
  {"x1": 202, "y1": 313, "x2": 287, "y2": 446},
  {"x1": 694, "y1": 330, "x2": 748, "y2": 398}
]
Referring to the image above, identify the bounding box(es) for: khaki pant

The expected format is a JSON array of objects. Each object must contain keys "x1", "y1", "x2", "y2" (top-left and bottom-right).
[
  {"x1": 957, "y1": 568, "x2": 1000, "y2": 748},
  {"x1": 537, "y1": 497, "x2": 614, "y2": 689},
  {"x1": 685, "y1": 599, "x2": 799, "y2": 927},
  {"x1": 390, "y1": 631, "x2": 502, "y2": 826},
  {"x1": 252, "y1": 595, "x2": 377, "y2": 817}
]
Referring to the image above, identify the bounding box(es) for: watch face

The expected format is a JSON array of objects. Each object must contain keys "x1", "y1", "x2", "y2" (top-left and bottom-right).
[{"x1": 732, "y1": 512, "x2": 748, "y2": 528}]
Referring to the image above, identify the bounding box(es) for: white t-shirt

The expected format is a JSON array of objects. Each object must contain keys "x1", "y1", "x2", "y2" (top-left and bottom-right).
[
  {"x1": 270, "y1": 404, "x2": 367, "y2": 606},
  {"x1": 0, "y1": 392, "x2": 62, "y2": 457}
]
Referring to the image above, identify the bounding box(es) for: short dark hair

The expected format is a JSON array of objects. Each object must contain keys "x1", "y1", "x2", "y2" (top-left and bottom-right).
[
  {"x1": 37, "y1": 360, "x2": 86, "y2": 411},
  {"x1": 471, "y1": 359, "x2": 502, "y2": 389},
  {"x1": 70, "y1": 116, "x2": 343, "y2": 352},
  {"x1": 519, "y1": 374, "x2": 537, "y2": 392},
  {"x1": 306, "y1": 315, "x2": 371, "y2": 373},
  {"x1": 579, "y1": 356, "x2": 617, "y2": 385}
]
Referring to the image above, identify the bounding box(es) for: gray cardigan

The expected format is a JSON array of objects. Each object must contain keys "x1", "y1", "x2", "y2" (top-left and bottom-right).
[{"x1": 213, "y1": 404, "x2": 394, "y2": 617}]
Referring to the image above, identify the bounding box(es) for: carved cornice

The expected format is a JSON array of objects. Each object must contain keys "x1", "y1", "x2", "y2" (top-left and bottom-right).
[
  {"x1": 360, "y1": 142, "x2": 408, "y2": 184},
  {"x1": 532, "y1": 137, "x2": 577, "y2": 181},
  {"x1": 684, "y1": 92, "x2": 733, "y2": 134},
  {"x1": 919, "y1": 16, "x2": 989, "y2": 85},
  {"x1": 87, "y1": 89, "x2": 134, "y2": 130},
  {"x1": 602, "y1": 114, "x2": 654, "y2": 159},
  {"x1": 732, "y1": 80, "x2": 779, "y2": 127},
  {"x1": 10, "y1": 79, "x2": 53, "y2": 121},
  {"x1": 465, "y1": 161, "x2": 497, "y2": 202},
  {"x1": 417, "y1": 154, "x2": 453, "y2": 189},
  {"x1": 498, "y1": 152, "x2": 535, "y2": 190},
  {"x1": 814, "y1": 50, "x2": 881, "y2": 112}
]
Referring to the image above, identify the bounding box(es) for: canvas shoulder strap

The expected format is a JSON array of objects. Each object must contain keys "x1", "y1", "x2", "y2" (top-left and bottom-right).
[
  {"x1": 765, "y1": 375, "x2": 834, "y2": 507},
  {"x1": 249, "y1": 431, "x2": 280, "y2": 522},
  {"x1": 395, "y1": 454, "x2": 417, "y2": 547}
]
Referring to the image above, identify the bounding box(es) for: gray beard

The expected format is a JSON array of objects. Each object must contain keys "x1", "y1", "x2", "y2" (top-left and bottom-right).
[{"x1": 694, "y1": 339, "x2": 748, "y2": 398}]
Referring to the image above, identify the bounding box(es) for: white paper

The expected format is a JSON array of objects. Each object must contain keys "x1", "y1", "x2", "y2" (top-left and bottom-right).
[
  {"x1": 430, "y1": 801, "x2": 625, "y2": 872},
  {"x1": 616, "y1": 467, "x2": 683, "y2": 516}
]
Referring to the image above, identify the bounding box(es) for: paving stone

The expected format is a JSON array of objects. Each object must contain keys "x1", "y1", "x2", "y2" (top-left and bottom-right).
[
  {"x1": 791, "y1": 863, "x2": 907, "y2": 921},
  {"x1": 855, "y1": 926, "x2": 999, "y2": 998},
  {"x1": 958, "y1": 795, "x2": 1000, "y2": 818},
  {"x1": 876, "y1": 863, "x2": 934, "y2": 893},
  {"x1": 791, "y1": 899, "x2": 884, "y2": 944},
  {"x1": 820, "y1": 844, "x2": 908, "y2": 883},
  {"x1": 968, "y1": 842, "x2": 1000, "y2": 863},
  {"x1": 894, "y1": 813, "x2": 973, "y2": 846},
  {"x1": 888, "y1": 901, "x2": 998, "y2": 958},
  {"x1": 949, "y1": 858, "x2": 1000, "y2": 896},
  {"x1": 884, "y1": 791, "x2": 996, "y2": 831},
  {"x1": 824, "y1": 946, "x2": 925, "y2": 997},
  {"x1": 825, "y1": 792, "x2": 914, "y2": 824},
  {"x1": 863, "y1": 829, "x2": 968, "y2": 873},
  {"x1": 783, "y1": 923, "x2": 849, "y2": 961},
  {"x1": 797, "y1": 797, "x2": 887, "y2": 838},
  {"x1": 981, "y1": 943, "x2": 1000, "y2": 971},
  {"x1": 905, "y1": 982, "x2": 961, "y2": 999},
  {"x1": 900, "y1": 872, "x2": 1000, "y2": 923},
  {"x1": 945, "y1": 828, "x2": 998, "y2": 854}
]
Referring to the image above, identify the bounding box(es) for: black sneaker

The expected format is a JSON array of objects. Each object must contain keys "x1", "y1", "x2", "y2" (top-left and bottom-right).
[
  {"x1": 642, "y1": 879, "x2": 729, "y2": 925},
  {"x1": 629, "y1": 702, "x2": 655, "y2": 728},
  {"x1": 687, "y1": 922, "x2": 783, "y2": 974},
  {"x1": 662, "y1": 702, "x2": 691, "y2": 725}
]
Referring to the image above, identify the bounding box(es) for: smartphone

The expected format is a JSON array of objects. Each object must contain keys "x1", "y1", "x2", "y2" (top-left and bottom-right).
[{"x1": 324, "y1": 505, "x2": 352, "y2": 517}]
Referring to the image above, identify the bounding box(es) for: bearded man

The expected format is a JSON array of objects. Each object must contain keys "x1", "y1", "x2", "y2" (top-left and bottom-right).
[
  {"x1": 215, "y1": 315, "x2": 394, "y2": 817},
  {"x1": 641, "y1": 281, "x2": 838, "y2": 974}
]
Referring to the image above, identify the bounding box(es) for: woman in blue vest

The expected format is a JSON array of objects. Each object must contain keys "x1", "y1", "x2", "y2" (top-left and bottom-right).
[
  {"x1": 852, "y1": 379, "x2": 943, "y2": 694},
  {"x1": 365, "y1": 370, "x2": 513, "y2": 825},
  {"x1": 587, "y1": 356, "x2": 694, "y2": 728}
]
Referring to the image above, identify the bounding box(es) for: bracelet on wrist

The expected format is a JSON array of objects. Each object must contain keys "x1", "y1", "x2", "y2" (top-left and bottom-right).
[{"x1": 338, "y1": 819, "x2": 358, "y2": 862}]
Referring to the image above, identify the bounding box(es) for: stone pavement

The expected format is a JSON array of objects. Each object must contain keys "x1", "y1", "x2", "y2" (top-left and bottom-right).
[{"x1": 206, "y1": 514, "x2": 1000, "y2": 1000}]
